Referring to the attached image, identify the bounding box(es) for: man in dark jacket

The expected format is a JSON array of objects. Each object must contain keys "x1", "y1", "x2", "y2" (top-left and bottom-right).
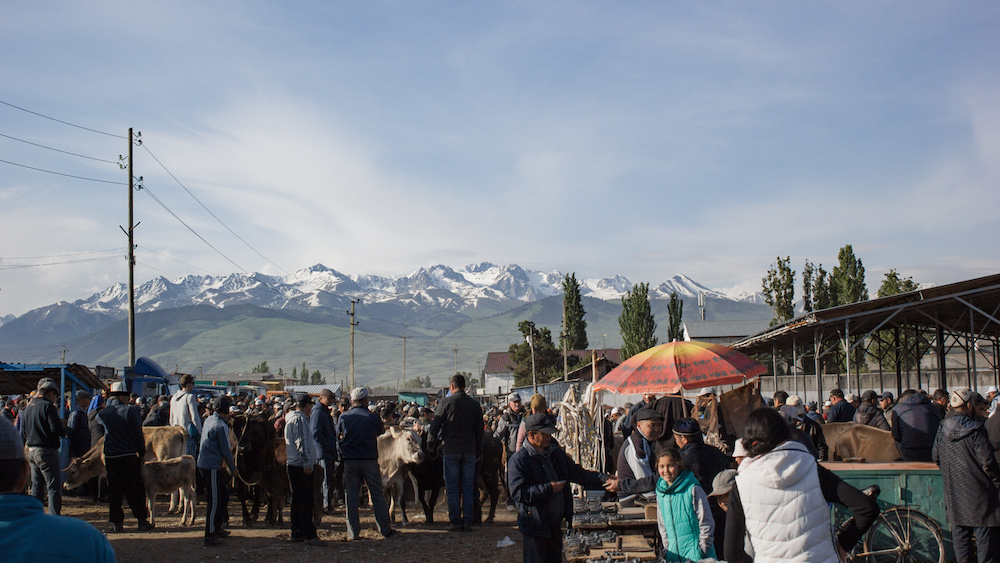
[
  {"x1": 311, "y1": 388, "x2": 339, "y2": 513},
  {"x1": 21, "y1": 378, "x2": 67, "y2": 515},
  {"x1": 892, "y1": 390, "x2": 942, "y2": 461},
  {"x1": 66, "y1": 391, "x2": 92, "y2": 459},
  {"x1": 932, "y1": 389, "x2": 1000, "y2": 563},
  {"x1": 673, "y1": 417, "x2": 730, "y2": 556},
  {"x1": 826, "y1": 388, "x2": 856, "y2": 423},
  {"x1": 508, "y1": 413, "x2": 617, "y2": 563},
  {"x1": 854, "y1": 390, "x2": 891, "y2": 430},
  {"x1": 428, "y1": 374, "x2": 484, "y2": 532},
  {"x1": 97, "y1": 381, "x2": 152, "y2": 532},
  {"x1": 337, "y1": 387, "x2": 393, "y2": 540}
]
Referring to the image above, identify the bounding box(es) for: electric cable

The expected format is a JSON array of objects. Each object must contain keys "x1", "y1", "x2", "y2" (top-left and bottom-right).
[
  {"x1": 0, "y1": 132, "x2": 119, "y2": 164},
  {"x1": 0, "y1": 158, "x2": 124, "y2": 184},
  {"x1": 0, "y1": 100, "x2": 125, "y2": 139}
]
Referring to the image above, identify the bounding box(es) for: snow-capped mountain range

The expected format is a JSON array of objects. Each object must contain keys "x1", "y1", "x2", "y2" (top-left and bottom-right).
[{"x1": 67, "y1": 262, "x2": 763, "y2": 317}]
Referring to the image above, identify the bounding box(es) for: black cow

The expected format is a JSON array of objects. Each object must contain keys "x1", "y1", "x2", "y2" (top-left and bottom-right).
[
  {"x1": 410, "y1": 430, "x2": 445, "y2": 524},
  {"x1": 474, "y1": 434, "x2": 503, "y2": 524},
  {"x1": 409, "y1": 431, "x2": 503, "y2": 525}
]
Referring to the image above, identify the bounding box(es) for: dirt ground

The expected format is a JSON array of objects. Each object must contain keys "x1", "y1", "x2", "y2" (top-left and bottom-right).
[{"x1": 60, "y1": 494, "x2": 524, "y2": 563}]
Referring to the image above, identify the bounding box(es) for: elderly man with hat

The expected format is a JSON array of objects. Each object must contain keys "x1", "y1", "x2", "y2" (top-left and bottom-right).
[
  {"x1": 98, "y1": 381, "x2": 153, "y2": 532},
  {"x1": 199, "y1": 395, "x2": 238, "y2": 546},
  {"x1": 0, "y1": 416, "x2": 117, "y2": 562},
  {"x1": 933, "y1": 389, "x2": 1000, "y2": 563},
  {"x1": 285, "y1": 393, "x2": 324, "y2": 545},
  {"x1": 673, "y1": 417, "x2": 730, "y2": 556},
  {"x1": 617, "y1": 408, "x2": 662, "y2": 500},
  {"x1": 508, "y1": 413, "x2": 618, "y2": 563},
  {"x1": 19, "y1": 377, "x2": 66, "y2": 515},
  {"x1": 337, "y1": 387, "x2": 394, "y2": 540}
]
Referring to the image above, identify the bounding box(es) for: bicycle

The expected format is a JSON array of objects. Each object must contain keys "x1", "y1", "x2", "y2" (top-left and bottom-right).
[{"x1": 831, "y1": 484, "x2": 946, "y2": 563}]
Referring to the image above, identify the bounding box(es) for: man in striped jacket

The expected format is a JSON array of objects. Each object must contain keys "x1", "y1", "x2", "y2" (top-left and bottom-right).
[{"x1": 198, "y1": 395, "x2": 238, "y2": 546}]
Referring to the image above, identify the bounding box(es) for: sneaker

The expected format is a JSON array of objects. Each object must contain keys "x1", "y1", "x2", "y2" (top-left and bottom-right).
[
  {"x1": 137, "y1": 521, "x2": 155, "y2": 532},
  {"x1": 304, "y1": 537, "x2": 327, "y2": 547},
  {"x1": 215, "y1": 530, "x2": 231, "y2": 538},
  {"x1": 204, "y1": 537, "x2": 223, "y2": 546},
  {"x1": 447, "y1": 524, "x2": 463, "y2": 532},
  {"x1": 112, "y1": 523, "x2": 124, "y2": 533},
  {"x1": 382, "y1": 529, "x2": 396, "y2": 539}
]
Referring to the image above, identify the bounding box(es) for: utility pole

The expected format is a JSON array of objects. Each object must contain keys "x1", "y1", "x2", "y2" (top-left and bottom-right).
[
  {"x1": 562, "y1": 298, "x2": 568, "y2": 381},
  {"x1": 453, "y1": 345, "x2": 459, "y2": 374},
  {"x1": 347, "y1": 299, "x2": 359, "y2": 390},
  {"x1": 527, "y1": 322, "x2": 537, "y2": 393},
  {"x1": 121, "y1": 128, "x2": 141, "y2": 370},
  {"x1": 61, "y1": 344, "x2": 67, "y2": 364},
  {"x1": 400, "y1": 324, "x2": 410, "y2": 384}
]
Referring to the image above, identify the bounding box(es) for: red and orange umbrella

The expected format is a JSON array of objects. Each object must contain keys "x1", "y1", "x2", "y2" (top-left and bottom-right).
[{"x1": 593, "y1": 340, "x2": 766, "y2": 395}]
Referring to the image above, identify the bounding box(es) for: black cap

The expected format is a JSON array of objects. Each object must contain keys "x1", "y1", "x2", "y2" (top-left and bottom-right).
[
  {"x1": 881, "y1": 391, "x2": 894, "y2": 401},
  {"x1": 213, "y1": 395, "x2": 233, "y2": 413},
  {"x1": 861, "y1": 390, "x2": 879, "y2": 402},
  {"x1": 524, "y1": 413, "x2": 557, "y2": 434},
  {"x1": 635, "y1": 408, "x2": 663, "y2": 422},
  {"x1": 672, "y1": 417, "x2": 701, "y2": 436},
  {"x1": 295, "y1": 393, "x2": 314, "y2": 408}
]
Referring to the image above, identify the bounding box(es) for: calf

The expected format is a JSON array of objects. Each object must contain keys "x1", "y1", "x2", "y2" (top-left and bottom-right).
[
  {"x1": 410, "y1": 431, "x2": 445, "y2": 524},
  {"x1": 377, "y1": 426, "x2": 425, "y2": 526},
  {"x1": 474, "y1": 434, "x2": 503, "y2": 524},
  {"x1": 64, "y1": 440, "x2": 107, "y2": 490},
  {"x1": 142, "y1": 455, "x2": 197, "y2": 526}
]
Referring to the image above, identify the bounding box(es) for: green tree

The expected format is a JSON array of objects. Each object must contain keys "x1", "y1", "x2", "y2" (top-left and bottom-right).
[
  {"x1": 311, "y1": 369, "x2": 322, "y2": 385},
  {"x1": 619, "y1": 283, "x2": 658, "y2": 360},
  {"x1": 251, "y1": 361, "x2": 269, "y2": 374},
  {"x1": 831, "y1": 244, "x2": 868, "y2": 306},
  {"x1": 812, "y1": 263, "x2": 833, "y2": 310},
  {"x1": 762, "y1": 256, "x2": 796, "y2": 326},
  {"x1": 508, "y1": 320, "x2": 562, "y2": 386},
  {"x1": 666, "y1": 292, "x2": 684, "y2": 343},
  {"x1": 561, "y1": 273, "x2": 589, "y2": 350},
  {"x1": 802, "y1": 261, "x2": 815, "y2": 313},
  {"x1": 874, "y1": 269, "x2": 922, "y2": 372},
  {"x1": 302, "y1": 362, "x2": 308, "y2": 381},
  {"x1": 291, "y1": 366, "x2": 297, "y2": 380},
  {"x1": 277, "y1": 367, "x2": 284, "y2": 377}
]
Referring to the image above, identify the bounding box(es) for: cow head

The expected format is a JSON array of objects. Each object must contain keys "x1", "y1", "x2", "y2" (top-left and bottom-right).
[
  {"x1": 63, "y1": 456, "x2": 99, "y2": 490},
  {"x1": 388, "y1": 426, "x2": 425, "y2": 465}
]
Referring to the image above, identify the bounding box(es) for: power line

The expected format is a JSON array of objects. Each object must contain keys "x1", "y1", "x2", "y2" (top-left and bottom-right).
[
  {"x1": 0, "y1": 100, "x2": 125, "y2": 139},
  {"x1": 141, "y1": 143, "x2": 289, "y2": 276},
  {"x1": 137, "y1": 246, "x2": 220, "y2": 276},
  {"x1": 0, "y1": 158, "x2": 124, "y2": 184},
  {"x1": 0, "y1": 132, "x2": 118, "y2": 164},
  {"x1": 0, "y1": 255, "x2": 119, "y2": 270},
  {"x1": 1, "y1": 248, "x2": 123, "y2": 260}
]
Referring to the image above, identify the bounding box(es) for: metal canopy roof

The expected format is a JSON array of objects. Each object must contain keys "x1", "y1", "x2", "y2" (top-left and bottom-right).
[
  {"x1": 0, "y1": 363, "x2": 106, "y2": 396},
  {"x1": 733, "y1": 272, "x2": 1000, "y2": 355}
]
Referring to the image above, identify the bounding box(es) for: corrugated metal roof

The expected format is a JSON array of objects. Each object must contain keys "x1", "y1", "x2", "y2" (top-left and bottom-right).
[
  {"x1": 684, "y1": 319, "x2": 772, "y2": 339},
  {"x1": 0, "y1": 363, "x2": 106, "y2": 396},
  {"x1": 484, "y1": 349, "x2": 621, "y2": 374},
  {"x1": 282, "y1": 384, "x2": 342, "y2": 396}
]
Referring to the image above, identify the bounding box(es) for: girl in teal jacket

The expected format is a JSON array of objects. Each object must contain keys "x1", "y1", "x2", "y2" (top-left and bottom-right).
[{"x1": 655, "y1": 448, "x2": 717, "y2": 562}]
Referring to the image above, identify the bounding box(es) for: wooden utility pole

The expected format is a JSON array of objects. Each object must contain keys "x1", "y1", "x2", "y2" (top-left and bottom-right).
[
  {"x1": 126, "y1": 128, "x2": 137, "y2": 369},
  {"x1": 400, "y1": 324, "x2": 410, "y2": 383},
  {"x1": 347, "y1": 299, "x2": 359, "y2": 389},
  {"x1": 562, "y1": 298, "x2": 568, "y2": 381},
  {"x1": 453, "y1": 345, "x2": 459, "y2": 374}
]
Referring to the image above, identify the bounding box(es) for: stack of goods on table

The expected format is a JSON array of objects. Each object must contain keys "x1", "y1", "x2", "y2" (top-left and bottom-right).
[{"x1": 564, "y1": 530, "x2": 658, "y2": 562}]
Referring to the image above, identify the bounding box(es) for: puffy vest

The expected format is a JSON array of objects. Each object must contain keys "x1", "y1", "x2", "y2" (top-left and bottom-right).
[
  {"x1": 656, "y1": 470, "x2": 716, "y2": 562},
  {"x1": 735, "y1": 441, "x2": 839, "y2": 563}
]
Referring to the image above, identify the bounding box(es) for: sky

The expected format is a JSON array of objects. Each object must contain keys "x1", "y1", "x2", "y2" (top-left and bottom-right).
[{"x1": 1, "y1": 1, "x2": 998, "y2": 317}]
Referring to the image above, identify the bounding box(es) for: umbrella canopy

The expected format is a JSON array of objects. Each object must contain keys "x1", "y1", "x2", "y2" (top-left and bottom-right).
[{"x1": 593, "y1": 340, "x2": 766, "y2": 395}]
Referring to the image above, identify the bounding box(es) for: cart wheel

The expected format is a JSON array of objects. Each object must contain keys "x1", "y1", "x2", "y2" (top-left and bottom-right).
[{"x1": 863, "y1": 508, "x2": 945, "y2": 563}]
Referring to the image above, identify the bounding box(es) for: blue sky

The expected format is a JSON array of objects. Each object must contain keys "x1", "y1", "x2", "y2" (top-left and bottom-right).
[{"x1": 1, "y1": 1, "x2": 998, "y2": 316}]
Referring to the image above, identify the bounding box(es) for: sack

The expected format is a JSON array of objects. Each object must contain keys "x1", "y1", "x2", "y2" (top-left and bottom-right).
[{"x1": 187, "y1": 422, "x2": 200, "y2": 439}]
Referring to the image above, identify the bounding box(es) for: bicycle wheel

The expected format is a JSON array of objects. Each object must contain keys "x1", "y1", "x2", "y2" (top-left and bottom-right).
[{"x1": 862, "y1": 508, "x2": 945, "y2": 563}]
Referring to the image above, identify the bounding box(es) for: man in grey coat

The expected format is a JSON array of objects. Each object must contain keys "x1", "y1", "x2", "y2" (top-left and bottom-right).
[{"x1": 932, "y1": 388, "x2": 1000, "y2": 563}]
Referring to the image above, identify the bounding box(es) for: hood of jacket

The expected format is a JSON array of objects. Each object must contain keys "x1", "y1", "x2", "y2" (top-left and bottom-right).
[
  {"x1": 898, "y1": 393, "x2": 931, "y2": 407},
  {"x1": 739, "y1": 440, "x2": 814, "y2": 491},
  {"x1": 940, "y1": 411, "x2": 981, "y2": 442}
]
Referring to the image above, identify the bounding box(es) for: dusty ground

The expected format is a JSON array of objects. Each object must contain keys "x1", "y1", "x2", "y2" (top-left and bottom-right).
[{"x1": 60, "y1": 494, "x2": 524, "y2": 563}]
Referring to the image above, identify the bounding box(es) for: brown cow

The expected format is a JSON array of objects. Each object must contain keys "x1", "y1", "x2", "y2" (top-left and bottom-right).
[
  {"x1": 821, "y1": 422, "x2": 901, "y2": 462},
  {"x1": 142, "y1": 455, "x2": 197, "y2": 526}
]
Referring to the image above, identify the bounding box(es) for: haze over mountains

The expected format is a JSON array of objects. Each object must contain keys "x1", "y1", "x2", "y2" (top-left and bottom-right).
[{"x1": 0, "y1": 263, "x2": 771, "y2": 387}]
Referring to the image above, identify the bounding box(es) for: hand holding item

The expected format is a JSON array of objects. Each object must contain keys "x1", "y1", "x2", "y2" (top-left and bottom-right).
[{"x1": 604, "y1": 476, "x2": 619, "y2": 493}]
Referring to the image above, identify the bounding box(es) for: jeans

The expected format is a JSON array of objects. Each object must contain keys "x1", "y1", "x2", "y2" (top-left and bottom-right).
[
  {"x1": 343, "y1": 460, "x2": 391, "y2": 539},
  {"x1": 320, "y1": 459, "x2": 335, "y2": 509},
  {"x1": 27, "y1": 446, "x2": 62, "y2": 515},
  {"x1": 952, "y1": 525, "x2": 1000, "y2": 563},
  {"x1": 443, "y1": 453, "x2": 475, "y2": 527}
]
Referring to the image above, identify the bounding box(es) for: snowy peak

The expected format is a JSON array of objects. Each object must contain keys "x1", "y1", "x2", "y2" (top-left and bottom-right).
[{"x1": 651, "y1": 274, "x2": 730, "y2": 300}]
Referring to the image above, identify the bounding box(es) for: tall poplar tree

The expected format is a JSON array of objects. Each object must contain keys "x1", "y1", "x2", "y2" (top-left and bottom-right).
[
  {"x1": 762, "y1": 256, "x2": 796, "y2": 326},
  {"x1": 802, "y1": 261, "x2": 815, "y2": 313},
  {"x1": 667, "y1": 292, "x2": 684, "y2": 343},
  {"x1": 874, "y1": 269, "x2": 921, "y2": 372},
  {"x1": 619, "y1": 282, "x2": 658, "y2": 360},
  {"x1": 561, "y1": 273, "x2": 588, "y2": 350},
  {"x1": 831, "y1": 244, "x2": 868, "y2": 306}
]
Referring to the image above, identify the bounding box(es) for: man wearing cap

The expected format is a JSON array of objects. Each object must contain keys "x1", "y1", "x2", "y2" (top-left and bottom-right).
[
  {"x1": 854, "y1": 390, "x2": 890, "y2": 430},
  {"x1": 170, "y1": 374, "x2": 202, "y2": 458},
  {"x1": 621, "y1": 393, "x2": 659, "y2": 440},
  {"x1": 428, "y1": 374, "x2": 484, "y2": 532},
  {"x1": 879, "y1": 391, "x2": 895, "y2": 420},
  {"x1": 673, "y1": 416, "x2": 730, "y2": 556},
  {"x1": 199, "y1": 395, "x2": 238, "y2": 546},
  {"x1": 311, "y1": 388, "x2": 339, "y2": 513},
  {"x1": 826, "y1": 389, "x2": 856, "y2": 423},
  {"x1": 617, "y1": 408, "x2": 662, "y2": 500},
  {"x1": 98, "y1": 381, "x2": 152, "y2": 532},
  {"x1": 66, "y1": 390, "x2": 92, "y2": 460},
  {"x1": 0, "y1": 416, "x2": 117, "y2": 562},
  {"x1": 285, "y1": 393, "x2": 324, "y2": 545},
  {"x1": 495, "y1": 392, "x2": 523, "y2": 509},
  {"x1": 338, "y1": 387, "x2": 393, "y2": 540},
  {"x1": 19, "y1": 377, "x2": 66, "y2": 515},
  {"x1": 986, "y1": 386, "x2": 999, "y2": 419},
  {"x1": 933, "y1": 389, "x2": 1000, "y2": 562},
  {"x1": 508, "y1": 413, "x2": 618, "y2": 563}
]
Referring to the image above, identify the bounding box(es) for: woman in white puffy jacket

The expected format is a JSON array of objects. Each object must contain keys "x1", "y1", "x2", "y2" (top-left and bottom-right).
[{"x1": 724, "y1": 408, "x2": 878, "y2": 563}]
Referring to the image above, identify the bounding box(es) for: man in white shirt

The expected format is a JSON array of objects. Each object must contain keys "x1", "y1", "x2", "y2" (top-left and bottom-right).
[{"x1": 170, "y1": 374, "x2": 202, "y2": 457}]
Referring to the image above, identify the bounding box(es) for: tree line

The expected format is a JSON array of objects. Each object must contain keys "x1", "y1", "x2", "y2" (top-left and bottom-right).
[{"x1": 250, "y1": 360, "x2": 328, "y2": 385}]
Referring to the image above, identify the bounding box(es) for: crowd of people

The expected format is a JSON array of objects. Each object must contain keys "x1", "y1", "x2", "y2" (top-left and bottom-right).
[{"x1": 2, "y1": 376, "x2": 1000, "y2": 562}]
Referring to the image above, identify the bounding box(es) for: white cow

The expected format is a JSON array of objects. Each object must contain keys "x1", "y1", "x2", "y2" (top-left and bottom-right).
[{"x1": 377, "y1": 426, "x2": 425, "y2": 526}]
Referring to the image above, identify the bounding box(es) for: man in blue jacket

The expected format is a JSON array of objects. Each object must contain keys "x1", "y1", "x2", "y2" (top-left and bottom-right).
[
  {"x1": 892, "y1": 389, "x2": 942, "y2": 461},
  {"x1": 428, "y1": 373, "x2": 484, "y2": 532},
  {"x1": 97, "y1": 381, "x2": 152, "y2": 533},
  {"x1": 337, "y1": 387, "x2": 393, "y2": 540},
  {"x1": 508, "y1": 413, "x2": 617, "y2": 563},
  {"x1": 311, "y1": 388, "x2": 339, "y2": 513},
  {"x1": 198, "y1": 395, "x2": 238, "y2": 546}
]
